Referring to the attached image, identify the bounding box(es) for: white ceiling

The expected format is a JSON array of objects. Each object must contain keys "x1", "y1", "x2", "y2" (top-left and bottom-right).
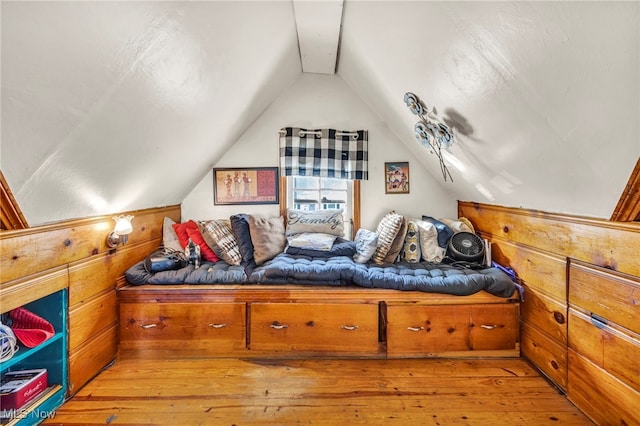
[{"x1": 1, "y1": 1, "x2": 638, "y2": 226}]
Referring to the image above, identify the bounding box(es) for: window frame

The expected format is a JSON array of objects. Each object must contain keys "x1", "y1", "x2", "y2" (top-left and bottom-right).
[{"x1": 279, "y1": 176, "x2": 361, "y2": 239}]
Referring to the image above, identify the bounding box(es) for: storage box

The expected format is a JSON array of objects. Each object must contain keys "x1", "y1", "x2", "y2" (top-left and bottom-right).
[{"x1": 0, "y1": 369, "x2": 48, "y2": 410}]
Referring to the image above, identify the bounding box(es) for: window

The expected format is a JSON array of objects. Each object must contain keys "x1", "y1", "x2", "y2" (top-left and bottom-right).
[{"x1": 282, "y1": 176, "x2": 360, "y2": 239}]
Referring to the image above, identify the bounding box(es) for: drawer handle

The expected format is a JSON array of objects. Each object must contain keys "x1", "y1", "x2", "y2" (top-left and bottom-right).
[
  {"x1": 590, "y1": 313, "x2": 607, "y2": 329},
  {"x1": 270, "y1": 323, "x2": 288, "y2": 330},
  {"x1": 209, "y1": 323, "x2": 227, "y2": 329},
  {"x1": 480, "y1": 324, "x2": 497, "y2": 330},
  {"x1": 341, "y1": 325, "x2": 359, "y2": 331},
  {"x1": 140, "y1": 323, "x2": 157, "y2": 329},
  {"x1": 407, "y1": 326, "x2": 424, "y2": 332}
]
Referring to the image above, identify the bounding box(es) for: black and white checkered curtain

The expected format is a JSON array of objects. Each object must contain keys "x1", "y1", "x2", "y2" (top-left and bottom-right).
[{"x1": 279, "y1": 127, "x2": 368, "y2": 180}]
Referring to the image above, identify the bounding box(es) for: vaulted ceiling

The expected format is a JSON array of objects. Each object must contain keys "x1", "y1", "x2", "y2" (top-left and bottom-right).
[{"x1": 1, "y1": 1, "x2": 638, "y2": 226}]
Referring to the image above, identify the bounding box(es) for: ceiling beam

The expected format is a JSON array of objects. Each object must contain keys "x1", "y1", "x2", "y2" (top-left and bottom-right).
[{"x1": 293, "y1": 0, "x2": 344, "y2": 74}]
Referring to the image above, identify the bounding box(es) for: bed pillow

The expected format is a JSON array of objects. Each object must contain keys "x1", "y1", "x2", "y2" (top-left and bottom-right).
[
  {"x1": 162, "y1": 217, "x2": 183, "y2": 252},
  {"x1": 287, "y1": 233, "x2": 338, "y2": 251},
  {"x1": 248, "y1": 215, "x2": 287, "y2": 265},
  {"x1": 199, "y1": 219, "x2": 242, "y2": 266},
  {"x1": 414, "y1": 220, "x2": 446, "y2": 263},
  {"x1": 286, "y1": 209, "x2": 344, "y2": 237},
  {"x1": 400, "y1": 220, "x2": 421, "y2": 263},
  {"x1": 172, "y1": 220, "x2": 199, "y2": 248},
  {"x1": 439, "y1": 218, "x2": 474, "y2": 234},
  {"x1": 371, "y1": 211, "x2": 404, "y2": 265},
  {"x1": 184, "y1": 225, "x2": 220, "y2": 263},
  {"x1": 421, "y1": 216, "x2": 454, "y2": 248},
  {"x1": 286, "y1": 237, "x2": 356, "y2": 258},
  {"x1": 384, "y1": 216, "x2": 408, "y2": 263},
  {"x1": 230, "y1": 214, "x2": 254, "y2": 264},
  {"x1": 353, "y1": 228, "x2": 378, "y2": 263}
]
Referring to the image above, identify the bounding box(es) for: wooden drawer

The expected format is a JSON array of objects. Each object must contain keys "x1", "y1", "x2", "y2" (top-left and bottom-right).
[
  {"x1": 568, "y1": 349, "x2": 640, "y2": 426},
  {"x1": 489, "y1": 238, "x2": 567, "y2": 301},
  {"x1": 569, "y1": 308, "x2": 639, "y2": 393},
  {"x1": 69, "y1": 325, "x2": 117, "y2": 395},
  {"x1": 386, "y1": 303, "x2": 519, "y2": 357},
  {"x1": 520, "y1": 321, "x2": 567, "y2": 390},
  {"x1": 569, "y1": 260, "x2": 640, "y2": 334},
  {"x1": 68, "y1": 289, "x2": 117, "y2": 352},
  {"x1": 520, "y1": 286, "x2": 567, "y2": 344},
  {"x1": 120, "y1": 302, "x2": 246, "y2": 353},
  {"x1": 249, "y1": 303, "x2": 378, "y2": 353}
]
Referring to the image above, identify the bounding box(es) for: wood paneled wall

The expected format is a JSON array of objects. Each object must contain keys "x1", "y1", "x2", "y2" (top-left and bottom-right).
[
  {"x1": 0, "y1": 205, "x2": 180, "y2": 395},
  {"x1": 459, "y1": 201, "x2": 640, "y2": 424}
]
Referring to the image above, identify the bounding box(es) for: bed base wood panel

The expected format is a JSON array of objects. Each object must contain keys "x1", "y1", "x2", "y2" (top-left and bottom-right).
[{"x1": 118, "y1": 284, "x2": 520, "y2": 359}]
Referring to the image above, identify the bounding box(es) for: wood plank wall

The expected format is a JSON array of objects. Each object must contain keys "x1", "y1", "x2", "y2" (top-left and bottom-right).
[
  {"x1": 0, "y1": 205, "x2": 180, "y2": 395},
  {"x1": 458, "y1": 201, "x2": 640, "y2": 424}
]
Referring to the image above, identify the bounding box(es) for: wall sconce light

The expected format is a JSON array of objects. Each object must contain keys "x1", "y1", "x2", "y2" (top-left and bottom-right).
[
  {"x1": 106, "y1": 215, "x2": 134, "y2": 248},
  {"x1": 404, "y1": 92, "x2": 454, "y2": 182}
]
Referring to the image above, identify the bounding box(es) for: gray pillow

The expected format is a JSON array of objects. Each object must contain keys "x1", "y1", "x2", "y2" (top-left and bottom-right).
[{"x1": 248, "y1": 215, "x2": 287, "y2": 265}]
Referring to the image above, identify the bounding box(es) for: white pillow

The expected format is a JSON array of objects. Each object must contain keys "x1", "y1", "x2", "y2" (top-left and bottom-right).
[
  {"x1": 286, "y1": 209, "x2": 344, "y2": 237},
  {"x1": 414, "y1": 220, "x2": 446, "y2": 263},
  {"x1": 353, "y1": 228, "x2": 378, "y2": 263},
  {"x1": 287, "y1": 233, "x2": 337, "y2": 251},
  {"x1": 162, "y1": 217, "x2": 183, "y2": 252}
]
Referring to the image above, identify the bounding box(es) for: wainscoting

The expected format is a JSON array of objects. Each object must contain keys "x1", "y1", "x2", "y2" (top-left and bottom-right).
[{"x1": 459, "y1": 201, "x2": 639, "y2": 425}]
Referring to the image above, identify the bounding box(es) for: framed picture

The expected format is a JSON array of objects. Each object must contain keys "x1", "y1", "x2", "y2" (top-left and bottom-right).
[
  {"x1": 385, "y1": 162, "x2": 410, "y2": 194},
  {"x1": 213, "y1": 167, "x2": 279, "y2": 205}
]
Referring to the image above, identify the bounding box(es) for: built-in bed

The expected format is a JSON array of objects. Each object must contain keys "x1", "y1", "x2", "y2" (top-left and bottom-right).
[{"x1": 118, "y1": 212, "x2": 521, "y2": 359}]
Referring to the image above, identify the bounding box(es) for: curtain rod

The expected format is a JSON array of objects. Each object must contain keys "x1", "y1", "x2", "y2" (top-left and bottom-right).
[{"x1": 278, "y1": 129, "x2": 361, "y2": 139}]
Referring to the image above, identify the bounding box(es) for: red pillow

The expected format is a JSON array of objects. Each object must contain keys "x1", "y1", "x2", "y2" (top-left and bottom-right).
[
  {"x1": 186, "y1": 227, "x2": 219, "y2": 262},
  {"x1": 172, "y1": 220, "x2": 199, "y2": 248}
]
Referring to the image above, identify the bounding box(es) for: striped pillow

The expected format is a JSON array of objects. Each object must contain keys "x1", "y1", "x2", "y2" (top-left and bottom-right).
[
  {"x1": 199, "y1": 220, "x2": 242, "y2": 266},
  {"x1": 371, "y1": 211, "x2": 404, "y2": 265}
]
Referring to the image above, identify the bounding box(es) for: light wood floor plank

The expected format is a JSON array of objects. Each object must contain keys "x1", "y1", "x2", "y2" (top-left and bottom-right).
[{"x1": 45, "y1": 357, "x2": 593, "y2": 425}]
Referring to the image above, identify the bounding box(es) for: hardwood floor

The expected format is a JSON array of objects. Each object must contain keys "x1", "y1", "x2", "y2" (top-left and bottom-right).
[{"x1": 45, "y1": 357, "x2": 593, "y2": 425}]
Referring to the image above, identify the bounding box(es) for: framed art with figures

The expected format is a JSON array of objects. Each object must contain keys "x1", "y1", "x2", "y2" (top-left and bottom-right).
[{"x1": 213, "y1": 167, "x2": 279, "y2": 205}]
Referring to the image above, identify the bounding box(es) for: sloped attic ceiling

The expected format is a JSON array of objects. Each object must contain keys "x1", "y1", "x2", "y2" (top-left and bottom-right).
[
  {"x1": 1, "y1": 1, "x2": 301, "y2": 225},
  {"x1": 1, "y1": 1, "x2": 639, "y2": 227},
  {"x1": 337, "y1": 1, "x2": 639, "y2": 218}
]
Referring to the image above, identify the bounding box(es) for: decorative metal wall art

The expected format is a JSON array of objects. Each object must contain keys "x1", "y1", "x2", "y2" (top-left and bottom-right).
[{"x1": 404, "y1": 92, "x2": 454, "y2": 182}]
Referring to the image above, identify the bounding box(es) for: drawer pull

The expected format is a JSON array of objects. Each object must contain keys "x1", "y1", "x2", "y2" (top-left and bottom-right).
[
  {"x1": 480, "y1": 324, "x2": 497, "y2": 330},
  {"x1": 140, "y1": 323, "x2": 157, "y2": 329},
  {"x1": 407, "y1": 326, "x2": 424, "y2": 332},
  {"x1": 341, "y1": 325, "x2": 359, "y2": 331},
  {"x1": 270, "y1": 323, "x2": 288, "y2": 330},
  {"x1": 209, "y1": 323, "x2": 227, "y2": 329},
  {"x1": 590, "y1": 313, "x2": 607, "y2": 329}
]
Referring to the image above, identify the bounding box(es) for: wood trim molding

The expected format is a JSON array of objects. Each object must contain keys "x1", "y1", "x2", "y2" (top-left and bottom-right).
[
  {"x1": 611, "y1": 158, "x2": 640, "y2": 222},
  {"x1": 0, "y1": 170, "x2": 28, "y2": 230}
]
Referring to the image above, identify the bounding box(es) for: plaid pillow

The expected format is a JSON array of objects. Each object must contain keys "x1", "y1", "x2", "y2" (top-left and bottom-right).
[{"x1": 199, "y1": 220, "x2": 242, "y2": 266}]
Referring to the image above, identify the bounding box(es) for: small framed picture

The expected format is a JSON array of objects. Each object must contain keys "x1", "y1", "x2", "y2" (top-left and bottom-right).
[
  {"x1": 385, "y1": 162, "x2": 409, "y2": 194},
  {"x1": 213, "y1": 167, "x2": 279, "y2": 205}
]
